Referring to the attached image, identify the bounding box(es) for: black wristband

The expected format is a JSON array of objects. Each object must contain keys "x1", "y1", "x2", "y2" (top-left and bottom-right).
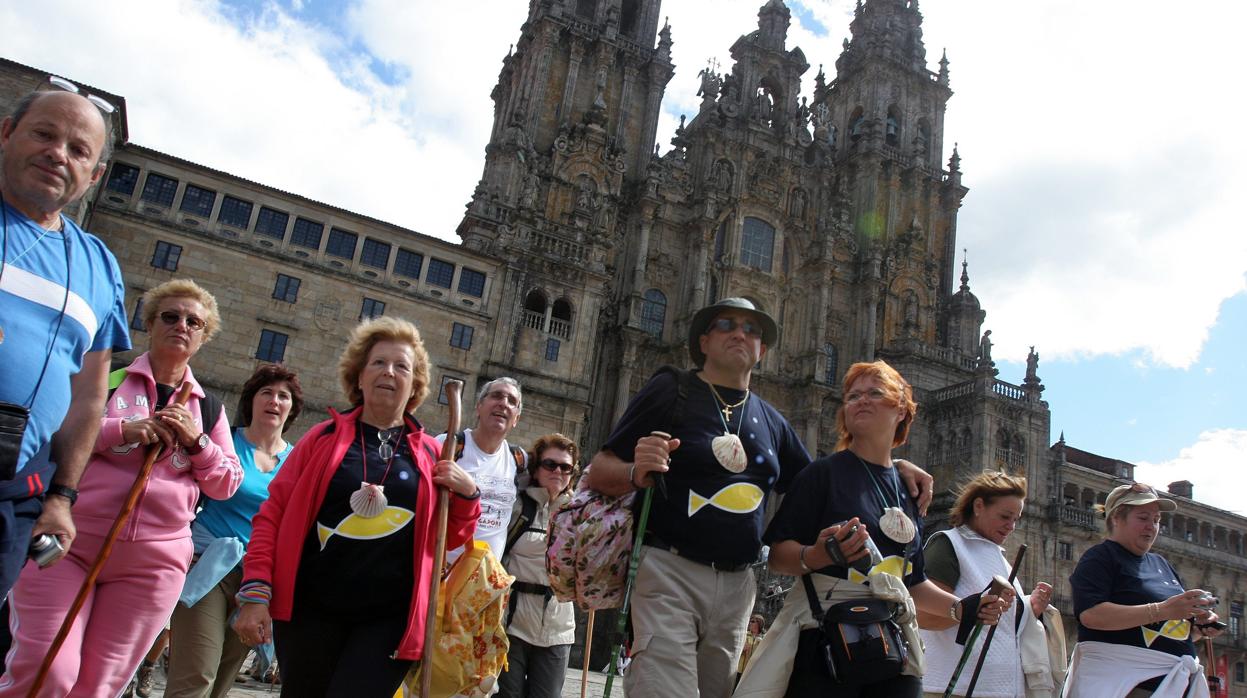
[
  {"x1": 455, "y1": 487, "x2": 482, "y2": 500},
  {"x1": 45, "y1": 484, "x2": 79, "y2": 506}
]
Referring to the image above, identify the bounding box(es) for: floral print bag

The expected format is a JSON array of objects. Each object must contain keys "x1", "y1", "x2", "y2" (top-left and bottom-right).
[{"x1": 545, "y1": 478, "x2": 636, "y2": 610}]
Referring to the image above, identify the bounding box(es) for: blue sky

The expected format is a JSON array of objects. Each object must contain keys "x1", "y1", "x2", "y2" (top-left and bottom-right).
[{"x1": 3, "y1": 0, "x2": 1244, "y2": 510}]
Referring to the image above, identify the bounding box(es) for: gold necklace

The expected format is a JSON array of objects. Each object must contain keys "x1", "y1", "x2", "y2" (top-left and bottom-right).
[{"x1": 707, "y1": 382, "x2": 750, "y2": 421}]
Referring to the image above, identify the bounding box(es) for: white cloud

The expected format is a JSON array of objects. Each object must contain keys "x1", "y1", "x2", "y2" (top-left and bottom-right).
[
  {"x1": 1135, "y1": 429, "x2": 1247, "y2": 515},
  {"x1": 4, "y1": 0, "x2": 1245, "y2": 369}
]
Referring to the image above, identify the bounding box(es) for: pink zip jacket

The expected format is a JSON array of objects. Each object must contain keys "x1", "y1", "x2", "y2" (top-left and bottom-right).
[{"x1": 73, "y1": 352, "x2": 242, "y2": 542}]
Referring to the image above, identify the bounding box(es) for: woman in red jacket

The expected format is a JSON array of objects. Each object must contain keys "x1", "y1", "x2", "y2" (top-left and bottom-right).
[{"x1": 233, "y1": 317, "x2": 479, "y2": 697}]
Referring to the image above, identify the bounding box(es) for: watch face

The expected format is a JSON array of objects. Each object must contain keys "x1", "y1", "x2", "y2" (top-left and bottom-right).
[{"x1": 197, "y1": 433, "x2": 210, "y2": 449}]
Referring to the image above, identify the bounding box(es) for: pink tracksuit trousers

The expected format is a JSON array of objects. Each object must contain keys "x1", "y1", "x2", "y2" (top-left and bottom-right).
[{"x1": 0, "y1": 532, "x2": 193, "y2": 698}]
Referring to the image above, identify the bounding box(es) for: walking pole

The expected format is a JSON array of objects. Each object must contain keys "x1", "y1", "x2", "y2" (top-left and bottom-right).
[
  {"x1": 30, "y1": 382, "x2": 194, "y2": 697},
  {"x1": 963, "y1": 544, "x2": 1028, "y2": 698},
  {"x1": 1205, "y1": 635, "x2": 1217, "y2": 694},
  {"x1": 581, "y1": 610, "x2": 595, "y2": 698},
  {"x1": 602, "y1": 430, "x2": 670, "y2": 698},
  {"x1": 420, "y1": 379, "x2": 463, "y2": 698},
  {"x1": 943, "y1": 544, "x2": 1026, "y2": 698}
]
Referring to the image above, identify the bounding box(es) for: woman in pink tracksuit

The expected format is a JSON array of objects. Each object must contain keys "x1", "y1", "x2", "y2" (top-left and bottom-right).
[{"x1": 0, "y1": 279, "x2": 242, "y2": 698}]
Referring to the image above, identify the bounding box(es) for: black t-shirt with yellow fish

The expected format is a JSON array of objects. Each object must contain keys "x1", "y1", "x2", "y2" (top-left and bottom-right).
[
  {"x1": 295, "y1": 422, "x2": 419, "y2": 619},
  {"x1": 1071, "y1": 539, "x2": 1196, "y2": 659},
  {"x1": 763, "y1": 449, "x2": 926, "y2": 587},
  {"x1": 603, "y1": 368, "x2": 810, "y2": 569}
]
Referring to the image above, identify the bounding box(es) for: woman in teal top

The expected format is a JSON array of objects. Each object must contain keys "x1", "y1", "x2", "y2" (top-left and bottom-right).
[{"x1": 164, "y1": 364, "x2": 303, "y2": 698}]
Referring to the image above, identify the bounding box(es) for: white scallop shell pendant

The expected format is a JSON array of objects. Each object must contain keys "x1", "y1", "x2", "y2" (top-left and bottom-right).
[
  {"x1": 350, "y1": 482, "x2": 387, "y2": 518},
  {"x1": 711, "y1": 433, "x2": 748, "y2": 473},
  {"x1": 880, "y1": 506, "x2": 916, "y2": 544}
]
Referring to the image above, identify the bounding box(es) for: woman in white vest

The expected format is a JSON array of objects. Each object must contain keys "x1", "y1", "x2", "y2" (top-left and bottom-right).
[
  {"x1": 1064, "y1": 483, "x2": 1224, "y2": 698},
  {"x1": 919, "y1": 471, "x2": 1058, "y2": 698}
]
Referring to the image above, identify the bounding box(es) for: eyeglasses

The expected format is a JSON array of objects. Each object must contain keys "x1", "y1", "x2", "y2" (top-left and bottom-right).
[
  {"x1": 538, "y1": 459, "x2": 574, "y2": 473},
  {"x1": 845, "y1": 388, "x2": 890, "y2": 404},
  {"x1": 159, "y1": 311, "x2": 206, "y2": 332},
  {"x1": 707, "y1": 317, "x2": 763, "y2": 337},
  {"x1": 45, "y1": 76, "x2": 116, "y2": 115}
]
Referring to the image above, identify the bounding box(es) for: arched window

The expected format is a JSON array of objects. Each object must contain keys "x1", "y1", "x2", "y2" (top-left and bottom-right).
[
  {"x1": 523, "y1": 290, "x2": 547, "y2": 314},
  {"x1": 523, "y1": 290, "x2": 548, "y2": 332},
  {"x1": 740, "y1": 217, "x2": 775, "y2": 272},
  {"x1": 885, "y1": 106, "x2": 901, "y2": 147},
  {"x1": 823, "y1": 343, "x2": 838, "y2": 384},
  {"x1": 620, "y1": 0, "x2": 640, "y2": 37},
  {"x1": 640, "y1": 289, "x2": 667, "y2": 338},
  {"x1": 576, "y1": 0, "x2": 596, "y2": 20},
  {"x1": 849, "y1": 107, "x2": 865, "y2": 143},
  {"x1": 550, "y1": 299, "x2": 573, "y2": 339}
]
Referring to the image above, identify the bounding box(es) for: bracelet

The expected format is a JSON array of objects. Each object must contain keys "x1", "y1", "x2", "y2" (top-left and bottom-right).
[
  {"x1": 628, "y1": 463, "x2": 639, "y2": 489},
  {"x1": 455, "y1": 487, "x2": 482, "y2": 500},
  {"x1": 236, "y1": 581, "x2": 272, "y2": 606},
  {"x1": 798, "y1": 545, "x2": 812, "y2": 574},
  {"x1": 1148, "y1": 602, "x2": 1160, "y2": 623}
]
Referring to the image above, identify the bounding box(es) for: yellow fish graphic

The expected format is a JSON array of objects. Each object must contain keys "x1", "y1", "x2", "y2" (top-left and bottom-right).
[
  {"x1": 688, "y1": 483, "x2": 764, "y2": 516},
  {"x1": 316, "y1": 507, "x2": 414, "y2": 550},
  {"x1": 847, "y1": 555, "x2": 913, "y2": 584},
  {"x1": 1141, "y1": 619, "x2": 1190, "y2": 647}
]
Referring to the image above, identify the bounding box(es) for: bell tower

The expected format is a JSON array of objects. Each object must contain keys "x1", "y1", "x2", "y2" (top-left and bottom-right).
[{"x1": 457, "y1": 0, "x2": 673, "y2": 255}]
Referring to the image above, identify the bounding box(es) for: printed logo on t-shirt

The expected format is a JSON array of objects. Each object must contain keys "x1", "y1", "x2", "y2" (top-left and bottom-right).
[
  {"x1": 316, "y1": 507, "x2": 414, "y2": 550},
  {"x1": 687, "y1": 482, "x2": 764, "y2": 517},
  {"x1": 846, "y1": 555, "x2": 913, "y2": 585},
  {"x1": 477, "y1": 472, "x2": 518, "y2": 535},
  {"x1": 1141, "y1": 619, "x2": 1191, "y2": 647}
]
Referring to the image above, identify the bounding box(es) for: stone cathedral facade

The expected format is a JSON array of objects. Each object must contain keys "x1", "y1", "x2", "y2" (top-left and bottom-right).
[{"x1": 3, "y1": 0, "x2": 1245, "y2": 685}]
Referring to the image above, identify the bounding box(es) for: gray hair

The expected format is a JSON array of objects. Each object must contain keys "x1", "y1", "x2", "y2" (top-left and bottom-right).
[
  {"x1": 476, "y1": 376, "x2": 522, "y2": 412},
  {"x1": 6, "y1": 91, "x2": 113, "y2": 166}
]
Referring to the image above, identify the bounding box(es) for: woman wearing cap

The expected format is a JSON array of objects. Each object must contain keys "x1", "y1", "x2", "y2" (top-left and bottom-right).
[
  {"x1": 1065, "y1": 483, "x2": 1224, "y2": 697},
  {"x1": 497, "y1": 433, "x2": 579, "y2": 698},
  {"x1": 918, "y1": 471, "x2": 1060, "y2": 698},
  {"x1": 745, "y1": 360, "x2": 1010, "y2": 697}
]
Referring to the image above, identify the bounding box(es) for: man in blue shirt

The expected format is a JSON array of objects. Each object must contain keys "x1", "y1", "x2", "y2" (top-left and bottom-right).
[{"x1": 0, "y1": 85, "x2": 132, "y2": 600}]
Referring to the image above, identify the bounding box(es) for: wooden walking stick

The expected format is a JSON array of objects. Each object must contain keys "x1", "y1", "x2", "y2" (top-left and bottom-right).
[
  {"x1": 30, "y1": 381, "x2": 194, "y2": 697},
  {"x1": 420, "y1": 379, "x2": 463, "y2": 698},
  {"x1": 581, "y1": 609, "x2": 595, "y2": 698},
  {"x1": 943, "y1": 544, "x2": 1026, "y2": 698},
  {"x1": 963, "y1": 544, "x2": 1028, "y2": 698}
]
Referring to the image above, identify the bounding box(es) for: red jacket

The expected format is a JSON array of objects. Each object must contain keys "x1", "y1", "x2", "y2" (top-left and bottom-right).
[{"x1": 243, "y1": 407, "x2": 479, "y2": 660}]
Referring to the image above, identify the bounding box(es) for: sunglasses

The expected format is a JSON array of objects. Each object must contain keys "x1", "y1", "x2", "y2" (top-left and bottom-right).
[
  {"x1": 1129, "y1": 482, "x2": 1158, "y2": 497},
  {"x1": 159, "y1": 311, "x2": 206, "y2": 332},
  {"x1": 538, "y1": 459, "x2": 574, "y2": 473},
  {"x1": 46, "y1": 76, "x2": 116, "y2": 115},
  {"x1": 707, "y1": 317, "x2": 763, "y2": 337}
]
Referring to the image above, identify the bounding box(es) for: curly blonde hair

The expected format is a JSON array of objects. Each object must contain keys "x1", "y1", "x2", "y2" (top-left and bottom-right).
[
  {"x1": 337, "y1": 317, "x2": 430, "y2": 413},
  {"x1": 834, "y1": 360, "x2": 918, "y2": 451},
  {"x1": 141, "y1": 279, "x2": 222, "y2": 343},
  {"x1": 948, "y1": 471, "x2": 1028, "y2": 527}
]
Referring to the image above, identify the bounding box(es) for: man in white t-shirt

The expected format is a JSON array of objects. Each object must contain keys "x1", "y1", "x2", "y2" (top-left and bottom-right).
[{"x1": 437, "y1": 377, "x2": 525, "y2": 563}]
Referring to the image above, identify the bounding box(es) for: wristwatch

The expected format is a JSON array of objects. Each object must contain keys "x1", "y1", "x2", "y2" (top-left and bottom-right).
[
  {"x1": 185, "y1": 433, "x2": 210, "y2": 455},
  {"x1": 45, "y1": 484, "x2": 79, "y2": 506},
  {"x1": 949, "y1": 600, "x2": 961, "y2": 621}
]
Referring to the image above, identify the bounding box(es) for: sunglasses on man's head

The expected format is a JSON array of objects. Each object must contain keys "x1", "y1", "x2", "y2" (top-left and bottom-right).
[
  {"x1": 707, "y1": 317, "x2": 763, "y2": 337},
  {"x1": 538, "y1": 459, "x2": 574, "y2": 473},
  {"x1": 46, "y1": 75, "x2": 116, "y2": 115},
  {"x1": 159, "y1": 311, "x2": 206, "y2": 332}
]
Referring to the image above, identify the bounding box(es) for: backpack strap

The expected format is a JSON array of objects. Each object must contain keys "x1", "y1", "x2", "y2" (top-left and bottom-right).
[
  {"x1": 502, "y1": 491, "x2": 539, "y2": 559},
  {"x1": 649, "y1": 365, "x2": 694, "y2": 430}
]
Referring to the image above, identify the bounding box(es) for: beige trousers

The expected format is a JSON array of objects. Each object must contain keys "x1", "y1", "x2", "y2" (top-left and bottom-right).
[
  {"x1": 624, "y1": 546, "x2": 756, "y2": 698},
  {"x1": 164, "y1": 568, "x2": 250, "y2": 698}
]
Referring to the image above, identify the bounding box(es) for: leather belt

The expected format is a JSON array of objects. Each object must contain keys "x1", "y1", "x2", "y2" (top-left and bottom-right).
[{"x1": 644, "y1": 535, "x2": 753, "y2": 573}]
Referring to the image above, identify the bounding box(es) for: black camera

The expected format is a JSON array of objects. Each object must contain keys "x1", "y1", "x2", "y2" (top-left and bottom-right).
[
  {"x1": 824, "y1": 522, "x2": 883, "y2": 574},
  {"x1": 0, "y1": 401, "x2": 31, "y2": 481}
]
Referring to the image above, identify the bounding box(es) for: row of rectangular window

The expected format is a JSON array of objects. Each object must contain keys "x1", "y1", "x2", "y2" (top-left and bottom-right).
[{"x1": 112, "y1": 163, "x2": 487, "y2": 296}]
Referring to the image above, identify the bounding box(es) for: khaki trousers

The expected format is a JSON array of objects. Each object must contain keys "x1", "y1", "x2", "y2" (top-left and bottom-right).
[
  {"x1": 624, "y1": 546, "x2": 755, "y2": 698},
  {"x1": 164, "y1": 568, "x2": 250, "y2": 698}
]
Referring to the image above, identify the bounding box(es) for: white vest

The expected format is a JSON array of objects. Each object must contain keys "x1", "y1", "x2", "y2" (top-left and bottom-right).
[{"x1": 920, "y1": 526, "x2": 1026, "y2": 697}]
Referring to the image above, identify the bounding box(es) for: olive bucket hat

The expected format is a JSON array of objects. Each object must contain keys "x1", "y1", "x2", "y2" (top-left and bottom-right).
[{"x1": 687, "y1": 297, "x2": 779, "y2": 367}]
